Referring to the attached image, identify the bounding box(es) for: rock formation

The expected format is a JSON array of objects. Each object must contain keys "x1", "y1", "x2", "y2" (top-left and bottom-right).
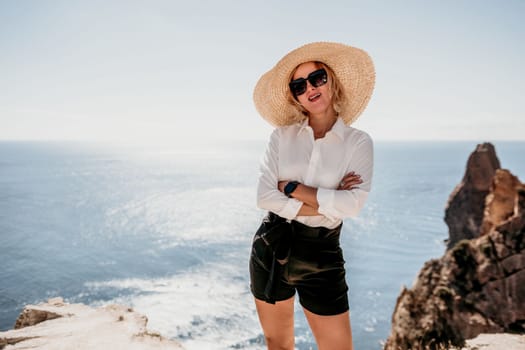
[
  {"x1": 445, "y1": 143, "x2": 501, "y2": 249},
  {"x1": 384, "y1": 143, "x2": 525, "y2": 350},
  {"x1": 0, "y1": 297, "x2": 184, "y2": 349}
]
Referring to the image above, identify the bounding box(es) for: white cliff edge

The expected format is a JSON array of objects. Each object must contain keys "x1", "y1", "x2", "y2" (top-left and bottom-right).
[
  {"x1": 0, "y1": 298, "x2": 184, "y2": 350},
  {"x1": 461, "y1": 333, "x2": 525, "y2": 350}
]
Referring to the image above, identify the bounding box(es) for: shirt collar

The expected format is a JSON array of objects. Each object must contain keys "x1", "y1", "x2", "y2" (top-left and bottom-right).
[
  {"x1": 298, "y1": 118, "x2": 310, "y2": 134},
  {"x1": 331, "y1": 117, "x2": 346, "y2": 141},
  {"x1": 298, "y1": 117, "x2": 345, "y2": 141}
]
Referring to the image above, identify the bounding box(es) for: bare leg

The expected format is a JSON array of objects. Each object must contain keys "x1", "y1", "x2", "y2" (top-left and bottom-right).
[
  {"x1": 254, "y1": 297, "x2": 295, "y2": 350},
  {"x1": 303, "y1": 308, "x2": 353, "y2": 350}
]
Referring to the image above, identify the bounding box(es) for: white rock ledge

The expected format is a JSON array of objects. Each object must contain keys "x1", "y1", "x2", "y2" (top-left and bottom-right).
[
  {"x1": 0, "y1": 298, "x2": 184, "y2": 350},
  {"x1": 460, "y1": 333, "x2": 525, "y2": 350}
]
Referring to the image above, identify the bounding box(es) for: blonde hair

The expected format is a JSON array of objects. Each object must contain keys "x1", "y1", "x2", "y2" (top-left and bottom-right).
[{"x1": 287, "y1": 61, "x2": 346, "y2": 119}]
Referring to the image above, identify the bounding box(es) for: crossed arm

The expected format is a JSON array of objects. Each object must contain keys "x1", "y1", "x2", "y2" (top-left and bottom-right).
[
  {"x1": 276, "y1": 172, "x2": 363, "y2": 216},
  {"x1": 256, "y1": 129, "x2": 373, "y2": 221}
]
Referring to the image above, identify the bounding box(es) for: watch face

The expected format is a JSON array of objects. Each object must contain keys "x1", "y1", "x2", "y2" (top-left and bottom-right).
[{"x1": 285, "y1": 181, "x2": 299, "y2": 197}]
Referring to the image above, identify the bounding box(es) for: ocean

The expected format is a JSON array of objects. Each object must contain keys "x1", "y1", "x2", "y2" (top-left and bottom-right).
[{"x1": 1, "y1": 140, "x2": 523, "y2": 350}]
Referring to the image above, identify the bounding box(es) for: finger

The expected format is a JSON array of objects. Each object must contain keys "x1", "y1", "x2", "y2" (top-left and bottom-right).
[
  {"x1": 339, "y1": 175, "x2": 363, "y2": 190},
  {"x1": 343, "y1": 177, "x2": 362, "y2": 186},
  {"x1": 341, "y1": 179, "x2": 363, "y2": 190},
  {"x1": 342, "y1": 175, "x2": 361, "y2": 183},
  {"x1": 344, "y1": 174, "x2": 361, "y2": 182},
  {"x1": 345, "y1": 171, "x2": 362, "y2": 178},
  {"x1": 339, "y1": 180, "x2": 351, "y2": 190}
]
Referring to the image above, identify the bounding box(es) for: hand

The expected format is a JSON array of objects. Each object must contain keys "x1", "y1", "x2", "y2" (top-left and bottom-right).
[
  {"x1": 337, "y1": 171, "x2": 362, "y2": 190},
  {"x1": 278, "y1": 181, "x2": 288, "y2": 193}
]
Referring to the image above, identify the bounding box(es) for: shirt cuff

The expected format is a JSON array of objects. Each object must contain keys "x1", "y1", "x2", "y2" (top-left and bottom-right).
[
  {"x1": 277, "y1": 198, "x2": 303, "y2": 220},
  {"x1": 316, "y1": 188, "x2": 338, "y2": 221}
]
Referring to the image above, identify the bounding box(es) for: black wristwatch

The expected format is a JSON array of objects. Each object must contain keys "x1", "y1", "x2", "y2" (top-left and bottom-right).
[{"x1": 284, "y1": 181, "x2": 300, "y2": 198}]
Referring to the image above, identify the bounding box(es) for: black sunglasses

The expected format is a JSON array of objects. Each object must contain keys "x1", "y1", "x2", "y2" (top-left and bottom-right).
[{"x1": 289, "y1": 68, "x2": 328, "y2": 97}]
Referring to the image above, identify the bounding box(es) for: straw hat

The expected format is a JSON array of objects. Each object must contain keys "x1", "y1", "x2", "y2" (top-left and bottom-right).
[{"x1": 253, "y1": 41, "x2": 375, "y2": 126}]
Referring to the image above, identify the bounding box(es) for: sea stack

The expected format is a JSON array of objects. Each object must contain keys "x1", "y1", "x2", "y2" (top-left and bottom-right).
[
  {"x1": 445, "y1": 142, "x2": 501, "y2": 249},
  {"x1": 384, "y1": 142, "x2": 525, "y2": 350}
]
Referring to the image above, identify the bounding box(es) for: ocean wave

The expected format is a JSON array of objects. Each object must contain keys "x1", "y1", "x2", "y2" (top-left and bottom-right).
[{"x1": 84, "y1": 260, "x2": 263, "y2": 349}]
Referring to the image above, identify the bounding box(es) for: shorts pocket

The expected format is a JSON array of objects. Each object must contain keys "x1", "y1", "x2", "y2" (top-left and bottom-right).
[{"x1": 250, "y1": 235, "x2": 273, "y2": 272}]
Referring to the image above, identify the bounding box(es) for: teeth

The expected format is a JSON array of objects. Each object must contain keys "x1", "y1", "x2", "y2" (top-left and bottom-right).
[{"x1": 309, "y1": 93, "x2": 321, "y2": 101}]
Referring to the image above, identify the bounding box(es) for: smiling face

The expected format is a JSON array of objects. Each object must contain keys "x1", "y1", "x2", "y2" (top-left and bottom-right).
[{"x1": 291, "y1": 61, "x2": 335, "y2": 117}]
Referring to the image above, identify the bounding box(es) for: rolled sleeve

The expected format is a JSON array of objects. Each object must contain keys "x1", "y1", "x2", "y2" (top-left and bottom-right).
[
  {"x1": 317, "y1": 188, "x2": 369, "y2": 221},
  {"x1": 256, "y1": 129, "x2": 302, "y2": 220},
  {"x1": 277, "y1": 197, "x2": 303, "y2": 220}
]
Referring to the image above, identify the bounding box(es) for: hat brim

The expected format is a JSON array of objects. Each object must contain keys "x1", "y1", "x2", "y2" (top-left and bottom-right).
[{"x1": 253, "y1": 42, "x2": 375, "y2": 126}]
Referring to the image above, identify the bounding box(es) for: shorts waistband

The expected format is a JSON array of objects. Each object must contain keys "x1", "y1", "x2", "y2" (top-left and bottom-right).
[
  {"x1": 267, "y1": 212, "x2": 342, "y2": 241},
  {"x1": 291, "y1": 220, "x2": 341, "y2": 238}
]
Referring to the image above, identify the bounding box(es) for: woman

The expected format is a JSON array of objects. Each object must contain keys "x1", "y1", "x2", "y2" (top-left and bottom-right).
[{"x1": 250, "y1": 42, "x2": 375, "y2": 350}]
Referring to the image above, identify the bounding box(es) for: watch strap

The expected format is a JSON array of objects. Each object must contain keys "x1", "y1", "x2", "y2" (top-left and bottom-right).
[{"x1": 284, "y1": 181, "x2": 300, "y2": 198}]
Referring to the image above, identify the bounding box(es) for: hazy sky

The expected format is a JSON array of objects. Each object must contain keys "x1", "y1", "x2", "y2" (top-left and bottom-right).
[{"x1": 1, "y1": 0, "x2": 523, "y2": 146}]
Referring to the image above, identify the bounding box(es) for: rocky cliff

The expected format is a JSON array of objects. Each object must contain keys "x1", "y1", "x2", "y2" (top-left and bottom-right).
[
  {"x1": 0, "y1": 298, "x2": 184, "y2": 349},
  {"x1": 444, "y1": 143, "x2": 501, "y2": 249},
  {"x1": 384, "y1": 143, "x2": 525, "y2": 350}
]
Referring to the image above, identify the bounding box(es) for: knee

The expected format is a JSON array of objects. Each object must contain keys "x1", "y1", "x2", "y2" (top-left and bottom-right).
[{"x1": 264, "y1": 335, "x2": 294, "y2": 350}]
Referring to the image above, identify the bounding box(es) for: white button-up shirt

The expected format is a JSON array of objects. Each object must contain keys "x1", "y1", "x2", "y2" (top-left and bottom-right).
[{"x1": 257, "y1": 117, "x2": 373, "y2": 228}]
